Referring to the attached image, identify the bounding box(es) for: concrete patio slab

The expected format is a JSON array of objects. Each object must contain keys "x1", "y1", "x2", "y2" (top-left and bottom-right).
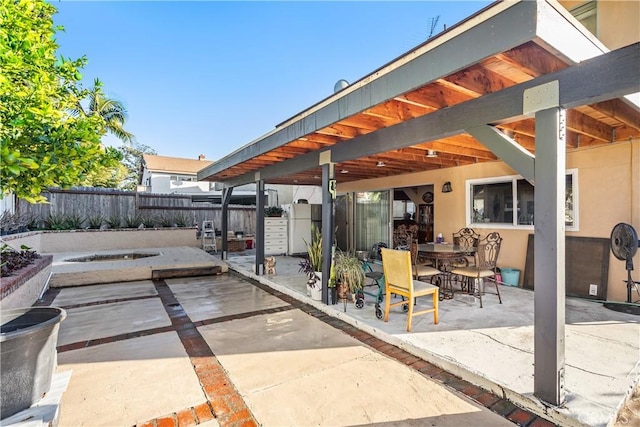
[
  {"x1": 224, "y1": 253, "x2": 640, "y2": 427},
  {"x1": 57, "y1": 332, "x2": 205, "y2": 426},
  {"x1": 198, "y1": 307, "x2": 513, "y2": 426},
  {"x1": 38, "y1": 245, "x2": 637, "y2": 426},
  {"x1": 166, "y1": 275, "x2": 289, "y2": 322},
  {"x1": 198, "y1": 309, "x2": 372, "y2": 393},
  {"x1": 57, "y1": 298, "x2": 170, "y2": 346},
  {"x1": 52, "y1": 280, "x2": 157, "y2": 306},
  {"x1": 44, "y1": 271, "x2": 530, "y2": 427},
  {"x1": 247, "y1": 352, "x2": 514, "y2": 427}
]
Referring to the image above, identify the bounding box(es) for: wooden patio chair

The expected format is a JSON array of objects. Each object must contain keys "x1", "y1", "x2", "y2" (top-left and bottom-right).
[
  {"x1": 451, "y1": 232, "x2": 503, "y2": 308},
  {"x1": 381, "y1": 248, "x2": 439, "y2": 332}
]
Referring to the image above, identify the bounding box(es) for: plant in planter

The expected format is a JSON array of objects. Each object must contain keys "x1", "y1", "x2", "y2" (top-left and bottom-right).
[
  {"x1": 264, "y1": 206, "x2": 284, "y2": 217},
  {"x1": 302, "y1": 224, "x2": 323, "y2": 300},
  {"x1": 86, "y1": 213, "x2": 105, "y2": 229},
  {"x1": 43, "y1": 212, "x2": 68, "y2": 230},
  {"x1": 157, "y1": 213, "x2": 176, "y2": 228},
  {"x1": 335, "y1": 250, "x2": 366, "y2": 303},
  {"x1": 173, "y1": 211, "x2": 190, "y2": 227},
  {"x1": 64, "y1": 213, "x2": 85, "y2": 230},
  {"x1": 124, "y1": 214, "x2": 144, "y2": 229},
  {"x1": 297, "y1": 257, "x2": 316, "y2": 297},
  {"x1": 105, "y1": 214, "x2": 123, "y2": 229},
  {"x1": 0, "y1": 211, "x2": 33, "y2": 235},
  {"x1": 304, "y1": 224, "x2": 323, "y2": 273},
  {"x1": 140, "y1": 214, "x2": 157, "y2": 228},
  {"x1": 1, "y1": 244, "x2": 41, "y2": 277}
]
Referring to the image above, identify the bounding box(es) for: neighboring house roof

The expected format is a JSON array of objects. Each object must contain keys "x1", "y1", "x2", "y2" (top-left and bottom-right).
[{"x1": 143, "y1": 154, "x2": 213, "y2": 175}]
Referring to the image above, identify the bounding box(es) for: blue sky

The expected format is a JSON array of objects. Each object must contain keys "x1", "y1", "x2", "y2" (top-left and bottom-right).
[{"x1": 53, "y1": 1, "x2": 492, "y2": 161}]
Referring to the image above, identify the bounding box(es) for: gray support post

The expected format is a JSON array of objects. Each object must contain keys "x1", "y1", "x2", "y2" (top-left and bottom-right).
[
  {"x1": 256, "y1": 179, "x2": 265, "y2": 275},
  {"x1": 221, "y1": 187, "x2": 233, "y2": 260},
  {"x1": 533, "y1": 106, "x2": 566, "y2": 405},
  {"x1": 321, "y1": 162, "x2": 335, "y2": 305}
]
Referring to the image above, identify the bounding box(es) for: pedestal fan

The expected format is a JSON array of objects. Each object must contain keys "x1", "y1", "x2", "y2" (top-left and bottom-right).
[{"x1": 604, "y1": 223, "x2": 640, "y2": 315}]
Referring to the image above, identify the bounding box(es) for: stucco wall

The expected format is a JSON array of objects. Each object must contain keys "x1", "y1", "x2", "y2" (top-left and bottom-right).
[
  {"x1": 339, "y1": 140, "x2": 639, "y2": 302},
  {"x1": 559, "y1": 1, "x2": 639, "y2": 50},
  {"x1": 596, "y1": 1, "x2": 640, "y2": 50}
]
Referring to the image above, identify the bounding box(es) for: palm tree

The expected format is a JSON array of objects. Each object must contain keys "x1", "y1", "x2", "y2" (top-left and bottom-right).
[{"x1": 75, "y1": 78, "x2": 134, "y2": 144}]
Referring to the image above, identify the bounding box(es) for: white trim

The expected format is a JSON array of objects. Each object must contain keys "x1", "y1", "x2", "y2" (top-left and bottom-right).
[{"x1": 465, "y1": 169, "x2": 579, "y2": 231}]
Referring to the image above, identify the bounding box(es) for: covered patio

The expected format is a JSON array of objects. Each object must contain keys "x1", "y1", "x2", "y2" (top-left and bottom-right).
[
  {"x1": 222, "y1": 251, "x2": 639, "y2": 427},
  {"x1": 197, "y1": 0, "x2": 640, "y2": 424}
]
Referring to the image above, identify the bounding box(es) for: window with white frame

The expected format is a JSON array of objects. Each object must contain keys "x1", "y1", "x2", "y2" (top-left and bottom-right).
[
  {"x1": 466, "y1": 169, "x2": 578, "y2": 230},
  {"x1": 169, "y1": 175, "x2": 196, "y2": 182}
]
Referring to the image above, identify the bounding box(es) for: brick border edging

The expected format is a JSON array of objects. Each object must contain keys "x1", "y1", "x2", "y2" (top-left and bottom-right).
[
  {"x1": 133, "y1": 280, "x2": 258, "y2": 427},
  {"x1": 1, "y1": 255, "x2": 53, "y2": 300}
]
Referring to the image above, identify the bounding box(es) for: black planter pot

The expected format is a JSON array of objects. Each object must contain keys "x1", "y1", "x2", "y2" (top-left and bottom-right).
[{"x1": 1, "y1": 307, "x2": 66, "y2": 419}]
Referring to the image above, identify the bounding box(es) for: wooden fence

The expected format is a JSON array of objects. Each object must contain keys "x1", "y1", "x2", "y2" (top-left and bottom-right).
[{"x1": 15, "y1": 187, "x2": 257, "y2": 234}]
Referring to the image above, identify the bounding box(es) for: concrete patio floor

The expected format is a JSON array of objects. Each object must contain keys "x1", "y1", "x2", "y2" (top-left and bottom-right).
[
  {"x1": 39, "y1": 273, "x2": 519, "y2": 426},
  {"x1": 31, "y1": 246, "x2": 638, "y2": 426},
  {"x1": 220, "y1": 251, "x2": 640, "y2": 427}
]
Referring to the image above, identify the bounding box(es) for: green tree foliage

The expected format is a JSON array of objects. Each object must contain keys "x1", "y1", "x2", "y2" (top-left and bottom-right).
[
  {"x1": 80, "y1": 141, "x2": 155, "y2": 190},
  {"x1": 118, "y1": 141, "x2": 157, "y2": 190},
  {"x1": 74, "y1": 78, "x2": 134, "y2": 144},
  {"x1": 0, "y1": 0, "x2": 121, "y2": 203},
  {"x1": 80, "y1": 163, "x2": 129, "y2": 189}
]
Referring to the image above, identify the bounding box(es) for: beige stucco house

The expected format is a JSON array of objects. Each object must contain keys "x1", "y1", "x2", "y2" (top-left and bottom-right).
[
  {"x1": 198, "y1": 0, "x2": 639, "y2": 408},
  {"x1": 199, "y1": 0, "x2": 639, "y2": 301}
]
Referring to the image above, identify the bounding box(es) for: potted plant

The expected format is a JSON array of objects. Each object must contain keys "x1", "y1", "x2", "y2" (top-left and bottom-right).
[
  {"x1": 264, "y1": 206, "x2": 284, "y2": 217},
  {"x1": 297, "y1": 258, "x2": 315, "y2": 297},
  {"x1": 335, "y1": 250, "x2": 366, "y2": 302},
  {"x1": 302, "y1": 225, "x2": 323, "y2": 300}
]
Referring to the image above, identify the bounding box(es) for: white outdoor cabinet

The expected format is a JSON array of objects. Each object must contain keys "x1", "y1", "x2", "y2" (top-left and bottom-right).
[
  {"x1": 264, "y1": 217, "x2": 288, "y2": 255},
  {"x1": 284, "y1": 204, "x2": 312, "y2": 255}
]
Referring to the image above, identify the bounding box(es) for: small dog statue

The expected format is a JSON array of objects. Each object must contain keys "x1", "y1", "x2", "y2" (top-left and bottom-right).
[{"x1": 264, "y1": 256, "x2": 277, "y2": 275}]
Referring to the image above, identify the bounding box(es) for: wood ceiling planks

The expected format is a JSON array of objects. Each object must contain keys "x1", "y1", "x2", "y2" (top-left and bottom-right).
[{"x1": 206, "y1": 42, "x2": 640, "y2": 186}]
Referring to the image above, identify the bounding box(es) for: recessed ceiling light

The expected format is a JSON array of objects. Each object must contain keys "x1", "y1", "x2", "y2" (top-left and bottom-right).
[
  {"x1": 340, "y1": 169, "x2": 349, "y2": 174},
  {"x1": 376, "y1": 161, "x2": 386, "y2": 167},
  {"x1": 426, "y1": 149, "x2": 438, "y2": 158}
]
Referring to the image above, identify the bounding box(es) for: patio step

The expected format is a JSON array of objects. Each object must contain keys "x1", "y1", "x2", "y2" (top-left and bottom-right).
[{"x1": 151, "y1": 266, "x2": 222, "y2": 279}]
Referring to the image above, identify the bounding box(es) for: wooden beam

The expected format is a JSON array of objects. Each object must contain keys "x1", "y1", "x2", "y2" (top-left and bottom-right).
[{"x1": 214, "y1": 44, "x2": 640, "y2": 187}]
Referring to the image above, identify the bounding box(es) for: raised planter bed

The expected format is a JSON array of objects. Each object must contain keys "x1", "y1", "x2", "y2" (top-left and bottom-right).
[
  {"x1": 0, "y1": 255, "x2": 53, "y2": 309},
  {"x1": 2, "y1": 228, "x2": 199, "y2": 253}
]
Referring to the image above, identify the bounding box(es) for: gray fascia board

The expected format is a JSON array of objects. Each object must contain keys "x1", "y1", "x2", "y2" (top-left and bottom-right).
[
  {"x1": 198, "y1": 1, "x2": 539, "y2": 182},
  {"x1": 222, "y1": 151, "x2": 322, "y2": 188},
  {"x1": 219, "y1": 43, "x2": 639, "y2": 188}
]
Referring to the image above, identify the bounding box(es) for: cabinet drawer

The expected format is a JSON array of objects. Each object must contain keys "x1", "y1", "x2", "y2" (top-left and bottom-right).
[
  {"x1": 265, "y1": 225, "x2": 286, "y2": 233},
  {"x1": 265, "y1": 219, "x2": 287, "y2": 226},
  {"x1": 265, "y1": 245, "x2": 287, "y2": 254},
  {"x1": 266, "y1": 238, "x2": 287, "y2": 246},
  {"x1": 266, "y1": 231, "x2": 287, "y2": 239}
]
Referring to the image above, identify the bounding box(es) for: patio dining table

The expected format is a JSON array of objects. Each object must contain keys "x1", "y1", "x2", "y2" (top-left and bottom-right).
[{"x1": 418, "y1": 243, "x2": 476, "y2": 299}]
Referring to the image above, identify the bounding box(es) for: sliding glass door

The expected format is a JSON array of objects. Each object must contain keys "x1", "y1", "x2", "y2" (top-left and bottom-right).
[{"x1": 354, "y1": 191, "x2": 391, "y2": 253}]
